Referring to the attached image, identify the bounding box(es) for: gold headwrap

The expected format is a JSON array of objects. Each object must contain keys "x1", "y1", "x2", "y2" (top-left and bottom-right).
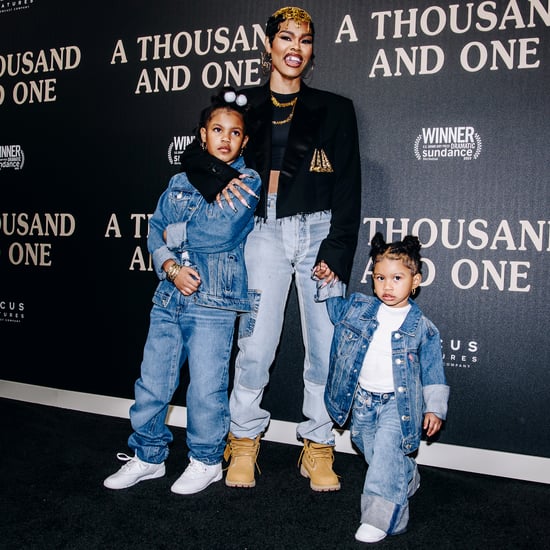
[{"x1": 272, "y1": 7, "x2": 313, "y2": 24}]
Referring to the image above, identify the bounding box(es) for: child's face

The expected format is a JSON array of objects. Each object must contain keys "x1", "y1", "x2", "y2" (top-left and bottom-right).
[
  {"x1": 200, "y1": 108, "x2": 248, "y2": 164},
  {"x1": 372, "y1": 256, "x2": 421, "y2": 308}
]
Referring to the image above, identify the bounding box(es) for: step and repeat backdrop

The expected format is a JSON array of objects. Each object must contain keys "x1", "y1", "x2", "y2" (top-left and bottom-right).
[{"x1": 1, "y1": 1, "x2": 549, "y2": 465}]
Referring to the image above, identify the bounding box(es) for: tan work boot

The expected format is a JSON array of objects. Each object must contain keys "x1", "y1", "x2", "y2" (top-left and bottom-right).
[
  {"x1": 224, "y1": 432, "x2": 261, "y2": 488},
  {"x1": 298, "y1": 439, "x2": 341, "y2": 492}
]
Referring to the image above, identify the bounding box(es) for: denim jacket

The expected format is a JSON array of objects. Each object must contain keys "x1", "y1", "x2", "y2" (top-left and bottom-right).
[
  {"x1": 148, "y1": 156, "x2": 261, "y2": 314},
  {"x1": 319, "y1": 289, "x2": 450, "y2": 454}
]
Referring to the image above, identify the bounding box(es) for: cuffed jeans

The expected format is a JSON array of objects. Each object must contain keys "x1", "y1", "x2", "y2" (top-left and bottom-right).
[
  {"x1": 350, "y1": 387, "x2": 421, "y2": 535},
  {"x1": 128, "y1": 290, "x2": 236, "y2": 466},
  {"x1": 230, "y1": 194, "x2": 336, "y2": 445}
]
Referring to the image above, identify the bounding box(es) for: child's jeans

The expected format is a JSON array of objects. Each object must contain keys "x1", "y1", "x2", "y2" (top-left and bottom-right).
[
  {"x1": 128, "y1": 292, "x2": 237, "y2": 466},
  {"x1": 351, "y1": 386, "x2": 420, "y2": 534}
]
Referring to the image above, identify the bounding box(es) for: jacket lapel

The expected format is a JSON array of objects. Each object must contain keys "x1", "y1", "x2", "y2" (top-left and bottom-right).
[
  {"x1": 246, "y1": 84, "x2": 272, "y2": 183},
  {"x1": 281, "y1": 85, "x2": 325, "y2": 184}
]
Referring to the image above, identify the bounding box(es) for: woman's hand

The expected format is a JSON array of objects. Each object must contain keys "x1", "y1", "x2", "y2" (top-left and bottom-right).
[{"x1": 216, "y1": 174, "x2": 259, "y2": 211}]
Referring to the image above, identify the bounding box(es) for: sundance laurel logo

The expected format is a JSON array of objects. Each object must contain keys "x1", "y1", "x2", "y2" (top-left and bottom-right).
[
  {"x1": 414, "y1": 126, "x2": 482, "y2": 161},
  {"x1": 167, "y1": 135, "x2": 196, "y2": 166},
  {"x1": 0, "y1": 144, "x2": 25, "y2": 170}
]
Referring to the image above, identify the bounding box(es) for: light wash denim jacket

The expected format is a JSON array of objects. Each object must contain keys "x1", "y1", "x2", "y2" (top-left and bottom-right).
[
  {"x1": 148, "y1": 156, "x2": 261, "y2": 314},
  {"x1": 318, "y1": 288, "x2": 450, "y2": 454}
]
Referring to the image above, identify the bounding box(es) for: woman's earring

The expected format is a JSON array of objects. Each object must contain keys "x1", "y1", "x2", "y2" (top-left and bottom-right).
[
  {"x1": 302, "y1": 60, "x2": 315, "y2": 82},
  {"x1": 411, "y1": 287, "x2": 416, "y2": 296},
  {"x1": 260, "y1": 52, "x2": 272, "y2": 76},
  {"x1": 200, "y1": 141, "x2": 207, "y2": 151}
]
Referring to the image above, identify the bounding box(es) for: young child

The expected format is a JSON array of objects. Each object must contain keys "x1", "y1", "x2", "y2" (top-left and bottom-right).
[
  {"x1": 104, "y1": 87, "x2": 261, "y2": 495},
  {"x1": 314, "y1": 232, "x2": 450, "y2": 543}
]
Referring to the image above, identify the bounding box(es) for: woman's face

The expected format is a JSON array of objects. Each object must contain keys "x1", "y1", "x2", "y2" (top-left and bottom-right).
[{"x1": 266, "y1": 18, "x2": 313, "y2": 81}]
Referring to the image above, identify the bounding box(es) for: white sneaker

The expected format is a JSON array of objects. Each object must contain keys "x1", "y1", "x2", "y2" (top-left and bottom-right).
[
  {"x1": 355, "y1": 523, "x2": 387, "y2": 543},
  {"x1": 103, "y1": 453, "x2": 165, "y2": 490},
  {"x1": 170, "y1": 457, "x2": 222, "y2": 495}
]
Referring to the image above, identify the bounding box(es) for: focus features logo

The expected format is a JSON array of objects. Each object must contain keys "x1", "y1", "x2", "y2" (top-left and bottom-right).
[
  {"x1": 0, "y1": 144, "x2": 25, "y2": 170},
  {"x1": 0, "y1": 0, "x2": 35, "y2": 15},
  {"x1": 414, "y1": 126, "x2": 482, "y2": 161},
  {"x1": 0, "y1": 299, "x2": 25, "y2": 324},
  {"x1": 442, "y1": 337, "x2": 478, "y2": 369},
  {"x1": 167, "y1": 135, "x2": 195, "y2": 166}
]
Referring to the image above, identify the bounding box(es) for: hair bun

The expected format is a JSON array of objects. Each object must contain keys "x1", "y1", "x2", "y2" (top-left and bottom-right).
[
  {"x1": 402, "y1": 235, "x2": 421, "y2": 255},
  {"x1": 369, "y1": 232, "x2": 386, "y2": 259}
]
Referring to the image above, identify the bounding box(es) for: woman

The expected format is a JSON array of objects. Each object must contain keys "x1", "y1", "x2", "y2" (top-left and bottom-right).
[{"x1": 180, "y1": 6, "x2": 362, "y2": 491}]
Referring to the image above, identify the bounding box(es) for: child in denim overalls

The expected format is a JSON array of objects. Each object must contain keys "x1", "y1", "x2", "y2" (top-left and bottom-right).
[
  {"x1": 314, "y1": 232, "x2": 450, "y2": 543},
  {"x1": 104, "y1": 87, "x2": 261, "y2": 495}
]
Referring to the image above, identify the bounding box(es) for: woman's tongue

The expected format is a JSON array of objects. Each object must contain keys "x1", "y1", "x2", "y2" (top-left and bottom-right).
[{"x1": 285, "y1": 54, "x2": 302, "y2": 67}]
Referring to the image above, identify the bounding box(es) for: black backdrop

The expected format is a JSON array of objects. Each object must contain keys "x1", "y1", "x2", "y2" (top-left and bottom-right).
[{"x1": 1, "y1": 1, "x2": 549, "y2": 475}]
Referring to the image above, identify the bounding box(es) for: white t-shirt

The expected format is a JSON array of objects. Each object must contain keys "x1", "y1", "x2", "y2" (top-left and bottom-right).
[{"x1": 358, "y1": 303, "x2": 411, "y2": 393}]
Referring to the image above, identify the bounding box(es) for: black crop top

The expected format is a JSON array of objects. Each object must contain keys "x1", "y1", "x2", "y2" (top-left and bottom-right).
[{"x1": 271, "y1": 92, "x2": 298, "y2": 170}]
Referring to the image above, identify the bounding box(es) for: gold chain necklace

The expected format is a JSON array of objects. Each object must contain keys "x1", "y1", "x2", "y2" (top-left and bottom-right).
[
  {"x1": 271, "y1": 94, "x2": 297, "y2": 108},
  {"x1": 271, "y1": 94, "x2": 297, "y2": 125}
]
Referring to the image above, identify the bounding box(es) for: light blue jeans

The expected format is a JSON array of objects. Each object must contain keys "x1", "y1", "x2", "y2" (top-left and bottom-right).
[
  {"x1": 351, "y1": 387, "x2": 421, "y2": 535},
  {"x1": 230, "y1": 194, "x2": 336, "y2": 444},
  {"x1": 128, "y1": 291, "x2": 236, "y2": 466}
]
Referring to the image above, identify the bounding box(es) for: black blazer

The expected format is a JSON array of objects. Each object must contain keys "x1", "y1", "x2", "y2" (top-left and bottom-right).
[{"x1": 180, "y1": 83, "x2": 362, "y2": 284}]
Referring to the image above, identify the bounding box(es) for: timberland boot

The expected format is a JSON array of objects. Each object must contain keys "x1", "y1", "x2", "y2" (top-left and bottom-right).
[
  {"x1": 224, "y1": 432, "x2": 261, "y2": 488},
  {"x1": 298, "y1": 439, "x2": 341, "y2": 492}
]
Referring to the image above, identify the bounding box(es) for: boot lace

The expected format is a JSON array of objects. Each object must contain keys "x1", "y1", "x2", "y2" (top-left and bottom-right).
[
  {"x1": 224, "y1": 436, "x2": 261, "y2": 474},
  {"x1": 185, "y1": 457, "x2": 209, "y2": 475},
  {"x1": 116, "y1": 453, "x2": 148, "y2": 472},
  {"x1": 298, "y1": 441, "x2": 335, "y2": 466}
]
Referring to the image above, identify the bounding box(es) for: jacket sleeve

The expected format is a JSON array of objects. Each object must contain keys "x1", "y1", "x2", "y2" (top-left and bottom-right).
[
  {"x1": 419, "y1": 322, "x2": 450, "y2": 420},
  {"x1": 147, "y1": 177, "x2": 178, "y2": 280},
  {"x1": 180, "y1": 140, "x2": 241, "y2": 203},
  {"x1": 315, "y1": 98, "x2": 362, "y2": 284},
  {"x1": 165, "y1": 169, "x2": 262, "y2": 253}
]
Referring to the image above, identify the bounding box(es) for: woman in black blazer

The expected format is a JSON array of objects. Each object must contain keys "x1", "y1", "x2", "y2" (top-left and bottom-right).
[{"x1": 180, "y1": 6, "x2": 362, "y2": 492}]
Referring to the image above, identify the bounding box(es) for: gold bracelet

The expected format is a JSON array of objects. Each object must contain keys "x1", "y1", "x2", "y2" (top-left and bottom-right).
[{"x1": 165, "y1": 262, "x2": 182, "y2": 283}]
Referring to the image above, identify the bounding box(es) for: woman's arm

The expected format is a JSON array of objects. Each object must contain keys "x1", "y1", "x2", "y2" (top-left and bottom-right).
[
  {"x1": 315, "y1": 98, "x2": 362, "y2": 284},
  {"x1": 181, "y1": 140, "x2": 241, "y2": 202},
  {"x1": 164, "y1": 169, "x2": 262, "y2": 254}
]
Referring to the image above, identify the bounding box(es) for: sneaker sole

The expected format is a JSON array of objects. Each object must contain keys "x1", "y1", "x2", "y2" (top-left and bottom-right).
[
  {"x1": 170, "y1": 471, "x2": 222, "y2": 495},
  {"x1": 103, "y1": 466, "x2": 166, "y2": 490},
  {"x1": 355, "y1": 532, "x2": 387, "y2": 543}
]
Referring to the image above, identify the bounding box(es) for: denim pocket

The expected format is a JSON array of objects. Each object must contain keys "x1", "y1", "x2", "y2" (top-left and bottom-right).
[
  {"x1": 238, "y1": 289, "x2": 261, "y2": 338},
  {"x1": 334, "y1": 325, "x2": 360, "y2": 359},
  {"x1": 152, "y1": 285, "x2": 176, "y2": 308}
]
